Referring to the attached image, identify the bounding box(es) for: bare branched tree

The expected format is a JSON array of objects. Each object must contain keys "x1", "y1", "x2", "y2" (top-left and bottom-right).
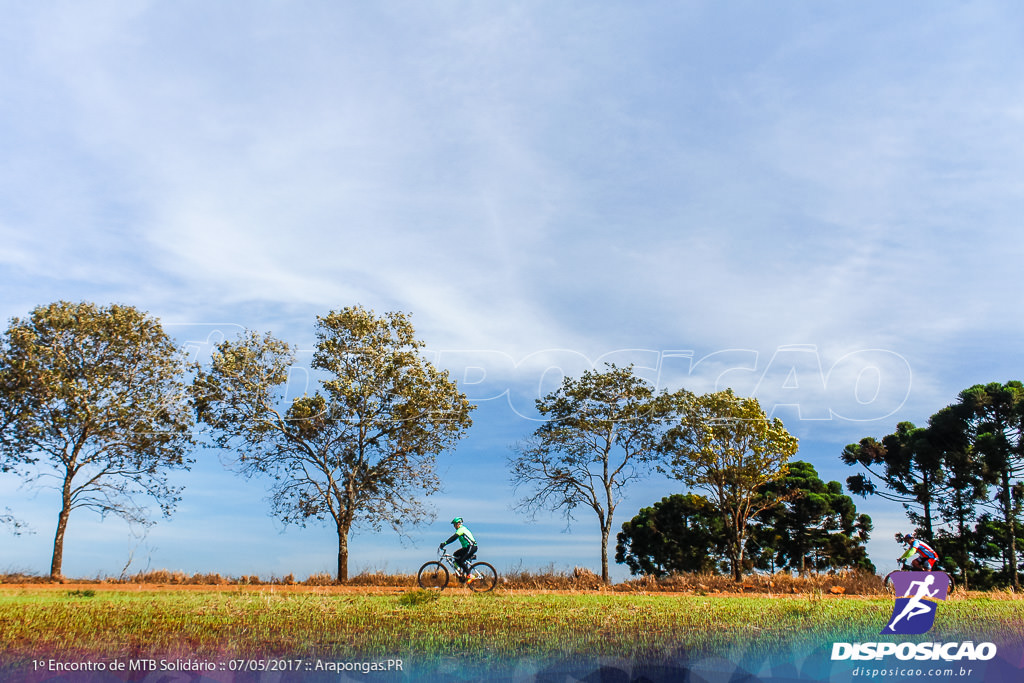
[{"x1": 509, "y1": 364, "x2": 671, "y2": 583}]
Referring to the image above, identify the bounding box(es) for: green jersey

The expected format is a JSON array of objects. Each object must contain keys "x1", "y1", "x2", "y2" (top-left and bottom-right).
[{"x1": 444, "y1": 525, "x2": 476, "y2": 549}]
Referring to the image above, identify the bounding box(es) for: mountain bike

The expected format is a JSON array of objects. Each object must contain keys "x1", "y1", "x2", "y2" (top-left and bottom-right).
[
  {"x1": 417, "y1": 548, "x2": 497, "y2": 592},
  {"x1": 883, "y1": 558, "x2": 955, "y2": 594}
]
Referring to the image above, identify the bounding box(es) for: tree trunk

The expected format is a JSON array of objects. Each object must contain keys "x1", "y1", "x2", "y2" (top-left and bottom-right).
[
  {"x1": 50, "y1": 485, "x2": 72, "y2": 581},
  {"x1": 922, "y1": 470, "x2": 934, "y2": 540},
  {"x1": 728, "y1": 527, "x2": 743, "y2": 581},
  {"x1": 956, "y1": 506, "x2": 970, "y2": 591},
  {"x1": 337, "y1": 525, "x2": 349, "y2": 583},
  {"x1": 600, "y1": 525, "x2": 610, "y2": 584},
  {"x1": 1002, "y1": 471, "x2": 1019, "y2": 591},
  {"x1": 732, "y1": 512, "x2": 746, "y2": 581},
  {"x1": 723, "y1": 510, "x2": 741, "y2": 581}
]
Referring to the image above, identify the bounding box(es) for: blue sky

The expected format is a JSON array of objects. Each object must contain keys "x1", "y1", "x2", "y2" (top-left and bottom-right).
[{"x1": 2, "y1": 2, "x2": 1023, "y2": 582}]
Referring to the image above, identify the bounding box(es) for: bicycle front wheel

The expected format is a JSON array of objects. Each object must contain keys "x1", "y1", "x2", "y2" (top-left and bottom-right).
[
  {"x1": 467, "y1": 562, "x2": 497, "y2": 592},
  {"x1": 417, "y1": 561, "x2": 449, "y2": 590}
]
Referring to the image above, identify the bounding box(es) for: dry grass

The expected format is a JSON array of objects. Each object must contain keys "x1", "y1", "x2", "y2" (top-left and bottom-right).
[
  {"x1": 499, "y1": 565, "x2": 608, "y2": 591},
  {"x1": 346, "y1": 570, "x2": 416, "y2": 587},
  {"x1": 614, "y1": 569, "x2": 886, "y2": 595},
  {"x1": 0, "y1": 572, "x2": 49, "y2": 585},
  {"x1": 0, "y1": 568, "x2": 892, "y2": 595}
]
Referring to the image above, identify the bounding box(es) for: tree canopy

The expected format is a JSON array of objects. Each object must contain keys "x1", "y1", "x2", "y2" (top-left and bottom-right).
[
  {"x1": 661, "y1": 389, "x2": 798, "y2": 581},
  {"x1": 841, "y1": 421, "x2": 943, "y2": 538},
  {"x1": 194, "y1": 306, "x2": 475, "y2": 581},
  {"x1": 615, "y1": 493, "x2": 727, "y2": 577},
  {"x1": 509, "y1": 364, "x2": 670, "y2": 583},
  {"x1": 754, "y1": 461, "x2": 873, "y2": 575},
  {"x1": 843, "y1": 381, "x2": 1024, "y2": 589},
  {"x1": 0, "y1": 301, "x2": 195, "y2": 579},
  {"x1": 616, "y1": 464, "x2": 873, "y2": 579},
  {"x1": 948, "y1": 381, "x2": 1024, "y2": 590}
]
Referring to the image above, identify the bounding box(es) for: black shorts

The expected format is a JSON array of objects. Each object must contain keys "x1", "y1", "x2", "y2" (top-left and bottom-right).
[{"x1": 454, "y1": 545, "x2": 477, "y2": 562}]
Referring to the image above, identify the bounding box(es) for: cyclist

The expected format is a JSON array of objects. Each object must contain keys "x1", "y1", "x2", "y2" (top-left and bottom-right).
[
  {"x1": 440, "y1": 517, "x2": 478, "y2": 580},
  {"x1": 895, "y1": 532, "x2": 938, "y2": 571}
]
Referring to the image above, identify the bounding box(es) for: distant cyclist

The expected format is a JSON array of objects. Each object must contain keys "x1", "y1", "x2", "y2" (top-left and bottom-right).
[
  {"x1": 440, "y1": 517, "x2": 478, "y2": 579},
  {"x1": 896, "y1": 532, "x2": 938, "y2": 571}
]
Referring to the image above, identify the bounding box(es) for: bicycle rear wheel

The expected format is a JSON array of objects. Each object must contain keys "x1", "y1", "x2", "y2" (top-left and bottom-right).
[
  {"x1": 467, "y1": 562, "x2": 497, "y2": 592},
  {"x1": 417, "y1": 561, "x2": 449, "y2": 590}
]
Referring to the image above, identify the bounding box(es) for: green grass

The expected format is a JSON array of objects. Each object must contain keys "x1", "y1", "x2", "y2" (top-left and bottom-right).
[
  {"x1": 398, "y1": 588, "x2": 442, "y2": 607},
  {"x1": 1, "y1": 589, "x2": 1021, "y2": 666}
]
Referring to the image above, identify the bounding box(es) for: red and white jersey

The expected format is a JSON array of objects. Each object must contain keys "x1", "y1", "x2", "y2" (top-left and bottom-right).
[{"x1": 910, "y1": 538, "x2": 938, "y2": 561}]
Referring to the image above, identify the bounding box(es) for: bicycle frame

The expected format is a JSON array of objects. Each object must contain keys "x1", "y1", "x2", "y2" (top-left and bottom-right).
[{"x1": 437, "y1": 547, "x2": 474, "y2": 574}]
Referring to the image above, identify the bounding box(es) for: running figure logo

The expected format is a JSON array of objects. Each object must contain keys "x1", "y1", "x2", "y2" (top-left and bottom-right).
[{"x1": 883, "y1": 572, "x2": 951, "y2": 635}]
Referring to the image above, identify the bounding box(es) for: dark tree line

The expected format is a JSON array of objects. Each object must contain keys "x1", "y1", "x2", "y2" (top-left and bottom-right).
[
  {"x1": 615, "y1": 461, "x2": 873, "y2": 578},
  {"x1": 843, "y1": 381, "x2": 1024, "y2": 590}
]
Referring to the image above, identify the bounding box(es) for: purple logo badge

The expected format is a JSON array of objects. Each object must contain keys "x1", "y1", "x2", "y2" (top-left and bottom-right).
[{"x1": 883, "y1": 572, "x2": 951, "y2": 635}]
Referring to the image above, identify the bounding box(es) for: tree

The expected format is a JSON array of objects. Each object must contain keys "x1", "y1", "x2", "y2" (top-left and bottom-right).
[
  {"x1": 925, "y1": 406, "x2": 988, "y2": 589},
  {"x1": 615, "y1": 493, "x2": 727, "y2": 577},
  {"x1": 661, "y1": 389, "x2": 798, "y2": 581},
  {"x1": 950, "y1": 382, "x2": 1024, "y2": 590},
  {"x1": 841, "y1": 422, "x2": 944, "y2": 540},
  {"x1": 194, "y1": 307, "x2": 474, "y2": 581},
  {"x1": 509, "y1": 364, "x2": 670, "y2": 584},
  {"x1": 845, "y1": 383, "x2": 1024, "y2": 589},
  {"x1": 755, "y1": 461, "x2": 873, "y2": 574},
  {"x1": 0, "y1": 301, "x2": 195, "y2": 579}
]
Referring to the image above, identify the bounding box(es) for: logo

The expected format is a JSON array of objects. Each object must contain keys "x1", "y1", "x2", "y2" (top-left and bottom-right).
[
  {"x1": 882, "y1": 571, "x2": 951, "y2": 635},
  {"x1": 830, "y1": 641, "x2": 997, "y2": 662},
  {"x1": 831, "y1": 570, "x2": 998, "y2": 664}
]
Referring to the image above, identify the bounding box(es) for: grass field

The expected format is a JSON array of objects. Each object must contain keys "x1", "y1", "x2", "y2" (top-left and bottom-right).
[{"x1": 2, "y1": 586, "x2": 1022, "y2": 671}]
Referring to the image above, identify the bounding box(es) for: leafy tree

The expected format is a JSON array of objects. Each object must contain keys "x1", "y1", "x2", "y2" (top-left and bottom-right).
[
  {"x1": 755, "y1": 461, "x2": 873, "y2": 574},
  {"x1": 951, "y1": 381, "x2": 1024, "y2": 590},
  {"x1": 971, "y1": 511, "x2": 1024, "y2": 589},
  {"x1": 509, "y1": 364, "x2": 670, "y2": 584},
  {"x1": 841, "y1": 422, "x2": 944, "y2": 540},
  {"x1": 194, "y1": 307, "x2": 474, "y2": 581},
  {"x1": 661, "y1": 389, "x2": 798, "y2": 581},
  {"x1": 843, "y1": 383, "x2": 1024, "y2": 589},
  {"x1": 925, "y1": 406, "x2": 988, "y2": 589},
  {"x1": 747, "y1": 519, "x2": 785, "y2": 574},
  {"x1": 0, "y1": 301, "x2": 195, "y2": 579},
  {"x1": 615, "y1": 493, "x2": 727, "y2": 577}
]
